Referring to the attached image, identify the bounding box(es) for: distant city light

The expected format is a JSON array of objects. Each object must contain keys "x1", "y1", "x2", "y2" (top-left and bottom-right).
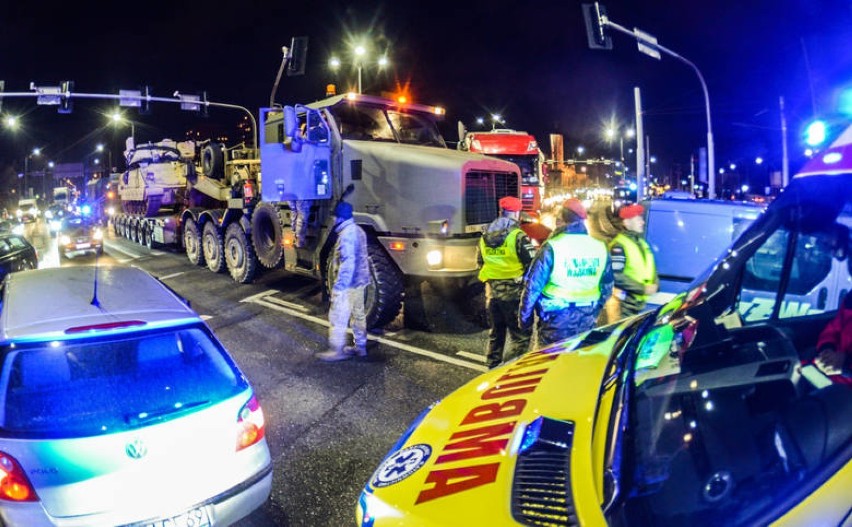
[
  {"x1": 741, "y1": 184, "x2": 749, "y2": 193},
  {"x1": 729, "y1": 163, "x2": 737, "y2": 170},
  {"x1": 755, "y1": 156, "x2": 763, "y2": 165},
  {"x1": 805, "y1": 148, "x2": 814, "y2": 157},
  {"x1": 577, "y1": 146, "x2": 585, "y2": 155},
  {"x1": 719, "y1": 168, "x2": 725, "y2": 174}
]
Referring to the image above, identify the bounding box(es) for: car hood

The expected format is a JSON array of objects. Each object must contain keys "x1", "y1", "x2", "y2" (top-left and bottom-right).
[{"x1": 360, "y1": 321, "x2": 636, "y2": 527}]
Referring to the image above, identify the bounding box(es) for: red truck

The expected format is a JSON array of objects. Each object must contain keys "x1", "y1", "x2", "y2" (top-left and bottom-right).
[{"x1": 458, "y1": 127, "x2": 546, "y2": 216}]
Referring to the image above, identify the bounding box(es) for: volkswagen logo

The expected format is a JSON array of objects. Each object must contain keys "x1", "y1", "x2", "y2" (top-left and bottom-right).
[{"x1": 125, "y1": 438, "x2": 148, "y2": 460}]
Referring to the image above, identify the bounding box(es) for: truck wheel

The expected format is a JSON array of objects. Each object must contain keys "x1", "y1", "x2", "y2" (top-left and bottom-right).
[
  {"x1": 201, "y1": 143, "x2": 225, "y2": 180},
  {"x1": 143, "y1": 225, "x2": 154, "y2": 249},
  {"x1": 184, "y1": 218, "x2": 205, "y2": 267},
  {"x1": 203, "y1": 221, "x2": 226, "y2": 273},
  {"x1": 224, "y1": 222, "x2": 257, "y2": 284},
  {"x1": 251, "y1": 202, "x2": 283, "y2": 269},
  {"x1": 325, "y1": 241, "x2": 404, "y2": 329}
]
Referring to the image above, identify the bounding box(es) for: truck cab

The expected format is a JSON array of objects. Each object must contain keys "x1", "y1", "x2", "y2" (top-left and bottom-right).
[{"x1": 256, "y1": 93, "x2": 521, "y2": 327}]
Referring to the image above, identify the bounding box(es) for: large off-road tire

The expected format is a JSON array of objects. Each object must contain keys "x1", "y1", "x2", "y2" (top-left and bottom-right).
[
  {"x1": 251, "y1": 202, "x2": 283, "y2": 269},
  {"x1": 325, "y1": 240, "x2": 404, "y2": 329},
  {"x1": 184, "y1": 218, "x2": 205, "y2": 267},
  {"x1": 201, "y1": 143, "x2": 225, "y2": 180},
  {"x1": 224, "y1": 222, "x2": 258, "y2": 284},
  {"x1": 202, "y1": 221, "x2": 226, "y2": 273}
]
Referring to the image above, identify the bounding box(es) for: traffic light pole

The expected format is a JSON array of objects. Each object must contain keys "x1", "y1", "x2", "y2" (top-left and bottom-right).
[{"x1": 589, "y1": 8, "x2": 717, "y2": 198}]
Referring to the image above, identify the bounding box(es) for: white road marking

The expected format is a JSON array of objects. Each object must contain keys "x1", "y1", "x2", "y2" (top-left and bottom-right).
[
  {"x1": 242, "y1": 290, "x2": 487, "y2": 372},
  {"x1": 456, "y1": 351, "x2": 487, "y2": 363},
  {"x1": 159, "y1": 272, "x2": 185, "y2": 281},
  {"x1": 104, "y1": 240, "x2": 142, "y2": 259},
  {"x1": 263, "y1": 295, "x2": 310, "y2": 312}
]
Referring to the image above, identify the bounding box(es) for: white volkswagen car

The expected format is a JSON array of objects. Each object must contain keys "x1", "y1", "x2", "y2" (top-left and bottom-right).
[{"x1": 0, "y1": 265, "x2": 272, "y2": 526}]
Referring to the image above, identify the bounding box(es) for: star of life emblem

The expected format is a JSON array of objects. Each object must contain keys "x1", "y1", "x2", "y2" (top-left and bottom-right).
[{"x1": 371, "y1": 444, "x2": 432, "y2": 488}]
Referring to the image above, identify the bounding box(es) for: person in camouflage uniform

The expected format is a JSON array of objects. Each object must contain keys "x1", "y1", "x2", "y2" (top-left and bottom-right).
[
  {"x1": 478, "y1": 196, "x2": 537, "y2": 368},
  {"x1": 609, "y1": 203, "x2": 658, "y2": 319},
  {"x1": 317, "y1": 201, "x2": 372, "y2": 362},
  {"x1": 519, "y1": 199, "x2": 614, "y2": 346}
]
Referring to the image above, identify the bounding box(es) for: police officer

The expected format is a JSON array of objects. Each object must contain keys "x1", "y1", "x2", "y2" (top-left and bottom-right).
[
  {"x1": 519, "y1": 198, "x2": 613, "y2": 346},
  {"x1": 478, "y1": 196, "x2": 536, "y2": 368},
  {"x1": 609, "y1": 203, "x2": 658, "y2": 319}
]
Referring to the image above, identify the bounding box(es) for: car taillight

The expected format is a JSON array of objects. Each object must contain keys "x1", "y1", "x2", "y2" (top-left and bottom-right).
[
  {"x1": 0, "y1": 452, "x2": 37, "y2": 502},
  {"x1": 236, "y1": 395, "x2": 265, "y2": 451}
]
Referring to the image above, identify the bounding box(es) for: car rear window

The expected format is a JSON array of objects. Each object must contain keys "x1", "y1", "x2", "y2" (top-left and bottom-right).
[{"x1": 0, "y1": 325, "x2": 249, "y2": 438}]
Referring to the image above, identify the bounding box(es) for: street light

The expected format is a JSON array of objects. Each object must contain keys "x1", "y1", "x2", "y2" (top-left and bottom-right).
[
  {"x1": 604, "y1": 125, "x2": 635, "y2": 167},
  {"x1": 109, "y1": 111, "x2": 135, "y2": 142},
  {"x1": 329, "y1": 43, "x2": 390, "y2": 94},
  {"x1": 3, "y1": 116, "x2": 18, "y2": 129}
]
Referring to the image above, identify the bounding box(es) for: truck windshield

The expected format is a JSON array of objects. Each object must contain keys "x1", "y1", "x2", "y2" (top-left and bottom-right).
[{"x1": 330, "y1": 103, "x2": 446, "y2": 147}]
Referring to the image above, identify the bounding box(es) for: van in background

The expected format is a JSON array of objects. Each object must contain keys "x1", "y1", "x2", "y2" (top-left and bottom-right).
[{"x1": 643, "y1": 198, "x2": 765, "y2": 308}]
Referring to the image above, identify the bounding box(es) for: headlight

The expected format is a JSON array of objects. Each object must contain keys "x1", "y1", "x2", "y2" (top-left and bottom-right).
[
  {"x1": 426, "y1": 249, "x2": 443, "y2": 268},
  {"x1": 93, "y1": 229, "x2": 103, "y2": 240},
  {"x1": 60, "y1": 235, "x2": 71, "y2": 245}
]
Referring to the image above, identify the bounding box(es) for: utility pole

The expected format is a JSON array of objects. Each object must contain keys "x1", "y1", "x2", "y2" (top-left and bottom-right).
[
  {"x1": 780, "y1": 96, "x2": 790, "y2": 188},
  {"x1": 635, "y1": 87, "x2": 645, "y2": 200}
]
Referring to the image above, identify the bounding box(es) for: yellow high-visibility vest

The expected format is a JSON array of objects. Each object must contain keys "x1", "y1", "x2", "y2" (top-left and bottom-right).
[
  {"x1": 478, "y1": 228, "x2": 524, "y2": 281},
  {"x1": 542, "y1": 233, "x2": 608, "y2": 303}
]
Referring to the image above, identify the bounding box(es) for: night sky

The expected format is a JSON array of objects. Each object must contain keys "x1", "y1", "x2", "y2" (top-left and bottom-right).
[{"x1": 2, "y1": 0, "x2": 851, "y2": 192}]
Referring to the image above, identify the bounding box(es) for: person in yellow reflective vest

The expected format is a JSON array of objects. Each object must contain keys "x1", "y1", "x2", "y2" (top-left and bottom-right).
[
  {"x1": 519, "y1": 199, "x2": 613, "y2": 346},
  {"x1": 478, "y1": 196, "x2": 537, "y2": 368},
  {"x1": 609, "y1": 203, "x2": 658, "y2": 319}
]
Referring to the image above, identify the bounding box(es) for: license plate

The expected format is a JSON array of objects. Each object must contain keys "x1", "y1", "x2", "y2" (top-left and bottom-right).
[
  {"x1": 76, "y1": 243, "x2": 91, "y2": 249},
  {"x1": 144, "y1": 507, "x2": 211, "y2": 527}
]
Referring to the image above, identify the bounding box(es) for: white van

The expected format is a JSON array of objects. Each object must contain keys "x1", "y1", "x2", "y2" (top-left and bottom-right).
[{"x1": 643, "y1": 197, "x2": 764, "y2": 308}]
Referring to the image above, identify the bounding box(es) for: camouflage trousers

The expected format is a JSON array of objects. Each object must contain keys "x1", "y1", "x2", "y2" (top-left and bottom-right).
[
  {"x1": 536, "y1": 304, "x2": 602, "y2": 346},
  {"x1": 328, "y1": 286, "x2": 368, "y2": 352}
]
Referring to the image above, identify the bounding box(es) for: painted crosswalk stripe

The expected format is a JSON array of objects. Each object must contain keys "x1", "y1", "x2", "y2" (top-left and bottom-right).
[{"x1": 241, "y1": 290, "x2": 486, "y2": 372}]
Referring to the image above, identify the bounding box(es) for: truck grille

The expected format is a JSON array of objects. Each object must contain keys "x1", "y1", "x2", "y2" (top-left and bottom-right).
[
  {"x1": 511, "y1": 418, "x2": 578, "y2": 527},
  {"x1": 465, "y1": 171, "x2": 520, "y2": 225}
]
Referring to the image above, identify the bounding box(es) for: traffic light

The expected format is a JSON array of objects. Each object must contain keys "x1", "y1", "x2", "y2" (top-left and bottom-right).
[
  {"x1": 582, "y1": 3, "x2": 612, "y2": 50},
  {"x1": 58, "y1": 80, "x2": 74, "y2": 114}
]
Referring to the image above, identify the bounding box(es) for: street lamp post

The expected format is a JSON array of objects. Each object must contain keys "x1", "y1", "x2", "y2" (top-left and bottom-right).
[
  {"x1": 329, "y1": 44, "x2": 390, "y2": 94},
  {"x1": 23, "y1": 147, "x2": 41, "y2": 199}
]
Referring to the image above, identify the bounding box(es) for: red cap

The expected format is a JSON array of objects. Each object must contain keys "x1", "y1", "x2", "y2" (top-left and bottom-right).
[
  {"x1": 562, "y1": 198, "x2": 587, "y2": 220},
  {"x1": 619, "y1": 204, "x2": 645, "y2": 220},
  {"x1": 499, "y1": 196, "x2": 523, "y2": 212}
]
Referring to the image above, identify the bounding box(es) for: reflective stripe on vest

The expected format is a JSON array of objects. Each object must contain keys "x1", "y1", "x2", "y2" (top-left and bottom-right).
[
  {"x1": 611, "y1": 232, "x2": 656, "y2": 300},
  {"x1": 478, "y1": 228, "x2": 524, "y2": 281},
  {"x1": 542, "y1": 233, "x2": 608, "y2": 303}
]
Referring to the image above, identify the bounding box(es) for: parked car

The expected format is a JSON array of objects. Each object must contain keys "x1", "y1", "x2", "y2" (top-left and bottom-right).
[
  {"x1": 58, "y1": 216, "x2": 104, "y2": 258},
  {"x1": 0, "y1": 233, "x2": 38, "y2": 281},
  {"x1": 15, "y1": 199, "x2": 39, "y2": 223},
  {"x1": 0, "y1": 265, "x2": 272, "y2": 526},
  {"x1": 357, "y1": 133, "x2": 852, "y2": 526}
]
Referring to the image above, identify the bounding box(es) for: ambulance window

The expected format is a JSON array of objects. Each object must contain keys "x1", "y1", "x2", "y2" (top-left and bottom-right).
[{"x1": 742, "y1": 228, "x2": 789, "y2": 293}]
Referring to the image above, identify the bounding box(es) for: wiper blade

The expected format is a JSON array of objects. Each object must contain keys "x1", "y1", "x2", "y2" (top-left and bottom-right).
[{"x1": 125, "y1": 400, "x2": 210, "y2": 426}]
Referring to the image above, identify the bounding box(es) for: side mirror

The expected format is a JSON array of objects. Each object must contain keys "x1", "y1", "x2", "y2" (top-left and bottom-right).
[{"x1": 284, "y1": 106, "x2": 302, "y2": 152}]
